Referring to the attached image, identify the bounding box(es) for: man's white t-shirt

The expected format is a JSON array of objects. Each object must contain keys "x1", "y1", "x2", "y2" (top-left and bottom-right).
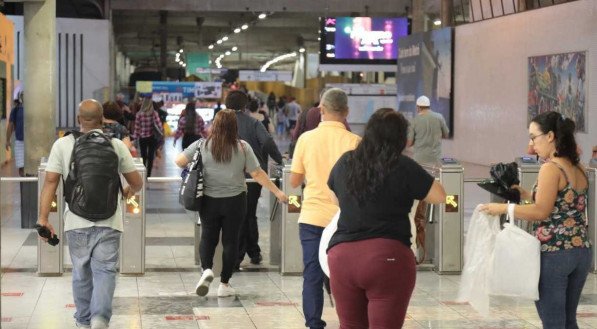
[{"x1": 44, "y1": 129, "x2": 137, "y2": 232}]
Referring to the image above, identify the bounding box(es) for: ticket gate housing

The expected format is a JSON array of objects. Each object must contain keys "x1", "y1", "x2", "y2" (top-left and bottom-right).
[
  {"x1": 586, "y1": 165, "x2": 596, "y2": 272},
  {"x1": 424, "y1": 158, "x2": 464, "y2": 274},
  {"x1": 119, "y1": 158, "x2": 146, "y2": 275},
  {"x1": 281, "y1": 165, "x2": 303, "y2": 275},
  {"x1": 37, "y1": 160, "x2": 65, "y2": 276}
]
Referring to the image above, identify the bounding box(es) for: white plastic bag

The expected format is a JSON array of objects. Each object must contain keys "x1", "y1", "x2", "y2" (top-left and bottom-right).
[
  {"x1": 457, "y1": 205, "x2": 501, "y2": 316},
  {"x1": 319, "y1": 211, "x2": 340, "y2": 277},
  {"x1": 489, "y1": 208, "x2": 540, "y2": 300}
]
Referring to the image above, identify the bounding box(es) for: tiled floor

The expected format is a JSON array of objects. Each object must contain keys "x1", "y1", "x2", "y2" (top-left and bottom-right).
[{"x1": 2, "y1": 136, "x2": 597, "y2": 328}]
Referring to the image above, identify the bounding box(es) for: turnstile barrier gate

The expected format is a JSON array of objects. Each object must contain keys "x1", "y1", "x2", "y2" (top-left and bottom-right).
[
  {"x1": 424, "y1": 158, "x2": 464, "y2": 274},
  {"x1": 515, "y1": 156, "x2": 541, "y2": 232},
  {"x1": 586, "y1": 165, "x2": 596, "y2": 272},
  {"x1": 119, "y1": 158, "x2": 146, "y2": 275},
  {"x1": 281, "y1": 165, "x2": 303, "y2": 275},
  {"x1": 269, "y1": 163, "x2": 283, "y2": 266},
  {"x1": 37, "y1": 160, "x2": 65, "y2": 276}
]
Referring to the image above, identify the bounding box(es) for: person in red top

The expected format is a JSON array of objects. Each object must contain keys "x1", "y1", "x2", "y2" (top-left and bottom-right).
[
  {"x1": 173, "y1": 102, "x2": 207, "y2": 149},
  {"x1": 134, "y1": 97, "x2": 163, "y2": 177}
]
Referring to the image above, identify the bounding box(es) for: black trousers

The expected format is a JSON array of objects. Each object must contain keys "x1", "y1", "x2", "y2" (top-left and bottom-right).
[
  {"x1": 182, "y1": 134, "x2": 200, "y2": 150},
  {"x1": 238, "y1": 183, "x2": 262, "y2": 264},
  {"x1": 139, "y1": 137, "x2": 157, "y2": 177},
  {"x1": 199, "y1": 192, "x2": 247, "y2": 283}
]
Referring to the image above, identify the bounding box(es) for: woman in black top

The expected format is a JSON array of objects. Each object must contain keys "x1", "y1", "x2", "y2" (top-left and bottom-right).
[{"x1": 327, "y1": 108, "x2": 446, "y2": 328}]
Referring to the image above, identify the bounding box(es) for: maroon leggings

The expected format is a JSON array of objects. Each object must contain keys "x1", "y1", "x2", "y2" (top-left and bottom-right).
[{"x1": 328, "y1": 238, "x2": 416, "y2": 329}]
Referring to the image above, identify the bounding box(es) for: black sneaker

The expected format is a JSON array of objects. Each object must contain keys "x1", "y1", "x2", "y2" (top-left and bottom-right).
[{"x1": 250, "y1": 254, "x2": 263, "y2": 265}]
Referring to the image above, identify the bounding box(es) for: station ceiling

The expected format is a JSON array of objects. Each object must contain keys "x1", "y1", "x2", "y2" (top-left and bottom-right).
[{"x1": 3, "y1": 0, "x2": 445, "y2": 71}]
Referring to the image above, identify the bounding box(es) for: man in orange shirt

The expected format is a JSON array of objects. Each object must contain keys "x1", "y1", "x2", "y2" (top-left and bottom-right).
[{"x1": 290, "y1": 88, "x2": 361, "y2": 329}]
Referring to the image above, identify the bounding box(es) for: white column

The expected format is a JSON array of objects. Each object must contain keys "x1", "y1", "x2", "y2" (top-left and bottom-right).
[{"x1": 23, "y1": 0, "x2": 57, "y2": 175}]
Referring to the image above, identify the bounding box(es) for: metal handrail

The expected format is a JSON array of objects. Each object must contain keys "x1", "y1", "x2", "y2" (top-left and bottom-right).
[
  {"x1": 0, "y1": 177, "x2": 39, "y2": 182},
  {"x1": 1, "y1": 176, "x2": 277, "y2": 184},
  {"x1": 464, "y1": 177, "x2": 490, "y2": 183},
  {"x1": 146, "y1": 177, "x2": 276, "y2": 184}
]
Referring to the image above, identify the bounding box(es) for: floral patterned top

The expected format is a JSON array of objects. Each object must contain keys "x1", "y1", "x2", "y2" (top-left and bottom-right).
[{"x1": 532, "y1": 162, "x2": 590, "y2": 252}]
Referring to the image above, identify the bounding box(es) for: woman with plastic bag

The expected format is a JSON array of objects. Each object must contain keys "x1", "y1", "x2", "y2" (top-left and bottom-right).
[
  {"x1": 481, "y1": 111, "x2": 590, "y2": 329},
  {"x1": 326, "y1": 108, "x2": 446, "y2": 328}
]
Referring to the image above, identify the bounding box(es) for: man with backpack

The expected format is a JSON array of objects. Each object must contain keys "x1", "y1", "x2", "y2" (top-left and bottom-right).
[{"x1": 37, "y1": 99, "x2": 143, "y2": 329}]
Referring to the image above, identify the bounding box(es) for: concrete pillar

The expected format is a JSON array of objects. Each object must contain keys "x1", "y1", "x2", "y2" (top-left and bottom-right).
[
  {"x1": 441, "y1": 0, "x2": 454, "y2": 27},
  {"x1": 23, "y1": 0, "x2": 57, "y2": 175},
  {"x1": 412, "y1": 0, "x2": 425, "y2": 33}
]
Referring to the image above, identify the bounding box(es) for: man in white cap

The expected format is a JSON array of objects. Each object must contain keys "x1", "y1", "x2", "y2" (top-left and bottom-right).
[
  {"x1": 407, "y1": 96, "x2": 449, "y2": 262},
  {"x1": 407, "y1": 95, "x2": 449, "y2": 165}
]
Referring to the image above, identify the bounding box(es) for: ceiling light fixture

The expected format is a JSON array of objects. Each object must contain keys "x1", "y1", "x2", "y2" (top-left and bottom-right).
[
  {"x1": 260, "y1": 52, "x2": 297, "y2": 72},
  {"x1": 433, "y1": 19, "x2": 442, "y2": 26},
  {"x1": 225, "y1": 51, "x2": 231, "y2": 56},
  {"x1": 241, "y1": 24, "x2": 249, "y2": 30},
  {"x1": 175, "y1": 58, "x2": 180, "y2": 62},
  {"x1": 222, "y1": 36, "x2": 229, "y2": 41},
  {"x1": 234, "y1": 28, "x2": 241, "y2": 33},
  {"x1": 179, "y1": 49, "x2": 184, "y2": 53},
  {"x1": 299, "y1": 47, "x2": 306, "y2": 53},
  {"x1": 216, "y1": 39, "x2": 222, "y2": 44},
  {"x1": 208, "y1": 45, "x2": 214, "y2": 49},
  {"x1": 258, "y1": 13, "x2": 267, "y2": 19},
  {"x1": 232, "y1": 46, "x2": 238, "y2": 51}
]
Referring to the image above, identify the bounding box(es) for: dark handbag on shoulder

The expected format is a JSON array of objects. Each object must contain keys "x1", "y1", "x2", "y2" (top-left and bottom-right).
[
  {"x1": 152, "y1": 115, "x2": 164, "y2": 143},
  {"x1": 179, "y1": 139, "x2": 205, "y2": 211}
]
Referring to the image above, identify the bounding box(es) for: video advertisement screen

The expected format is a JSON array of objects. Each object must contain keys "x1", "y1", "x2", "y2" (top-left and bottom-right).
[{"x1": 319, "y1": 17, "x2": 409, "y2": 65}]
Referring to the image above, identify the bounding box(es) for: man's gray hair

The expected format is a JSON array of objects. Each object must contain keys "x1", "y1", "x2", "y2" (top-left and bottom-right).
[{"x1": 321, "y1": 88, "x2": 348, "y2": 113}]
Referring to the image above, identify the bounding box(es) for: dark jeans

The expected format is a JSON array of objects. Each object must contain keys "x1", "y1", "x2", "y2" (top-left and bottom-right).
[
  {"x1": 182, "y1": 134, "x2": 200, "y2": 150},
  {"x1": 535, "y1": 247, "x2": 592, "y2": 329},
  {"x1": 238, "y1": 183, "x2": 262, "y2": 263},
  {"x1": 328, "y1": 238, "x2": 416, "y2": 329},
  {"x1": 139, "y1": 137, "x2": 157, "y2": 177},
  {"x1": 300, "y1": 223, "x2": 326, "y2": 329},
  {"x1": 199, "y1": 192, "x2": 247, "y2": 283}
]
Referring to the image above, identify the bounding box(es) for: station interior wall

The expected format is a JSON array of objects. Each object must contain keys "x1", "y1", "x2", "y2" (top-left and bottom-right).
[
  {"x1": 446, "y1": 0, "x2": 597, "y2": 165},
  {"x1": 8, "y1": 16, "x2": 110, "y2": 129}
]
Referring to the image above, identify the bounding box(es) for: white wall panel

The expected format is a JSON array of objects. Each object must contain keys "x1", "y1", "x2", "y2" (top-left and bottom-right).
[
  {"x1": 448, "y1": 0, "x2": 597, "y2": 165},
  {"x1": 9, "y1": 16, "x2": 109, "y2": 128}
]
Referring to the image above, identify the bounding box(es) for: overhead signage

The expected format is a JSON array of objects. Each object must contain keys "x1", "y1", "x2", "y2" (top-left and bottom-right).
[
  {"x1": 239, "y1": 70, "x2": 293, "y2": 82},
  {"x1": 195, "y1": 68, "x2": 228, "y2": 75},
  {"x1": 136, "y1": 81, "x2": 222, "y2": 99}
]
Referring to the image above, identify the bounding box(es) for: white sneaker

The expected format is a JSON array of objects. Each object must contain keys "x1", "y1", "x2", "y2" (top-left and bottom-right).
[
  {"x1": 195, "y1": 269, "x2": 214, "y2": 296},
  {"x1": 90, "y1": 316, "x2": 109, "y2": 329},
  {"x1": 217, "y1": 283, "x2": 236, "y2": 297}
]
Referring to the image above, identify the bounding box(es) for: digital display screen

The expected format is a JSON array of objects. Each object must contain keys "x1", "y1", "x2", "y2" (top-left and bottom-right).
[{"x1": 320, "y1": 17, "x2": 409, "y2": 65}]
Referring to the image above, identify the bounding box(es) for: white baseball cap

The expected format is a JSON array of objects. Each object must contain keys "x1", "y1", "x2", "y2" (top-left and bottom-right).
[{"x1": 416, "y1": 96, "x2": 430, "y2": 107}]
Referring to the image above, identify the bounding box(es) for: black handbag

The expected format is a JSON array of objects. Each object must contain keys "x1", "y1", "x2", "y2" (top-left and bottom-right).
[{"x1": 179, "y1": 139, "x2": 205, "y2": 211}]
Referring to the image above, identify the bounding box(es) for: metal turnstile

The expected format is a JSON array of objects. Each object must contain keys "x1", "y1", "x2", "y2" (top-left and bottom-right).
[
  {"x1": 515, "y1": 156, "x2": 541, "y2": 231},
  {"x1": 281, "y1": 165, "x2": 303, "y2": 275},
  {"x1": 37, "y1": 160, "x2": 65, "y2": 276},
  {"x1": 425, "y1": 158, "x2": 464, "y2": 274},
  {"x1": 269, "y1": 163, "x2": 283, "y2": 266},
  {"x1": 119, "y1": 158, "x2": 146, "y2": 275},
  {"x1": 586, "y1": 164, "x2": 596, "y2": 272}
]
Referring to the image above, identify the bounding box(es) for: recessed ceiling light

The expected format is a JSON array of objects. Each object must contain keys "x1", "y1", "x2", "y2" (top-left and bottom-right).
[
  {"x1": 179, "y1": 49, "x2": 184, "y2": 53},
  {"x1": 241, "y1": 24, "x2": 248, "y2": 30},
  {"x1": 258, "y1": 13, "x2": 267, "y2": 19},
  {"x1": 225, "y1": 51, "x2": 231, "y2": 56},
  {"x1": 208, "y1": 45, "x2": 214, "y2": 49},
  {"x1": 234, "y1": 28, "x2": 241, "y2": 33},
  {"x1": 175, "y1": 58, "x2": 180, "y2": 62},
  {"x1": 232, "y1": 46, "x2": 238, "y2": 51},
  {"x1": 216, "y1": 39, "x2": 222, "y2": 44},
  {"x1": 299, "y1": 47, "x2": 306, "y2": 53},
  {"x1": 222, "y1": 36, "x2": 229, "y2": 41},
  {"x1": 433, "y1": 19, "x2": 442, "y2": 26}
]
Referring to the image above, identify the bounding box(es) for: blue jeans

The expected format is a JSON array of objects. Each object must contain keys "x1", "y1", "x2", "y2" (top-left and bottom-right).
[
  {"x1": 299, "y1": 223, "x2": 326, "y2": 329},
  {"x1": 535, "y1": 247, "x2": 592, "y2": 329},
  {"x1": 67, "y1": 227, "x2": 121, "y2": 326}
]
